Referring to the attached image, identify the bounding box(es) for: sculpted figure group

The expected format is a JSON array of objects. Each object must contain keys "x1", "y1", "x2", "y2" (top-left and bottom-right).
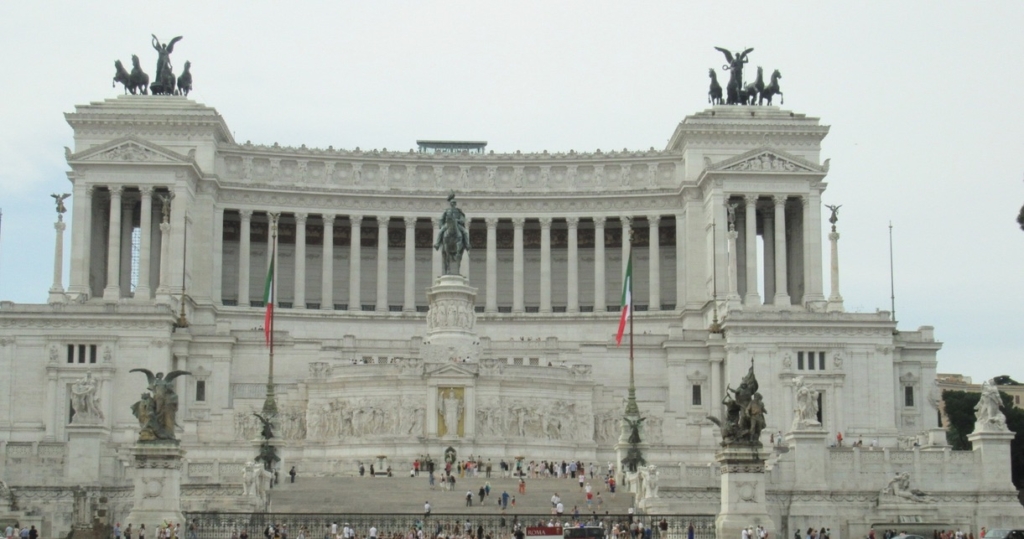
[
  {"x1": 112, "y1": 34, "x2": 193, "y2": 96},
  {"x1": 974, "y1": 379, "x2": 1008, "y2": 432},
  {"x1": 709, "y1": 47, "x2": 784, "y2": 106},
  {"x1": 70, "y1": 372, "x2": 103, "y2": 425},
  {"x1": 130, "y1": 368, "x2": 190, "y2": 442},
  {"x1": 710, "y1": 363, "x2": 768, "y2": 446},
  {"x1": 791, "y1": 376, "x2": 821, "y2": 431}
]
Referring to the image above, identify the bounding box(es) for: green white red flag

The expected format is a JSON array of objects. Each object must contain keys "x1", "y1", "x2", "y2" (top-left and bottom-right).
[
  {"x1": 616, "y1": 251, "x2": 633, "y2": 346},
  {"x1": 263, "y1": 242, "x2": 275, "y2": 347}
]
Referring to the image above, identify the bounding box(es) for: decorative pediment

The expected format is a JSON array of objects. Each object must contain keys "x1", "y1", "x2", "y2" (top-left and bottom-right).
[
  {"x1": 66, "y1": 136, "x2": 194, "y2": 165},
  {"x1": 707, "y1": 147, "x2": 827, "y2": 173},
  {"x1": 424, "y1": 362, "x2": 478, "y2": 378}
]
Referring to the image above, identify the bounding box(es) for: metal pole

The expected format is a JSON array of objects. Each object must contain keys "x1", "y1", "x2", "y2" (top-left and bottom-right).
[{"x1": 888, "y1": 221, "x2": 896, "y2": 322}]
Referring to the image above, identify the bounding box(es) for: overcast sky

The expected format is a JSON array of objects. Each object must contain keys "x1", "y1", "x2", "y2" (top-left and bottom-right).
[{"x1": 0, "y1": 1, "x2": 1021, "y2": 382}]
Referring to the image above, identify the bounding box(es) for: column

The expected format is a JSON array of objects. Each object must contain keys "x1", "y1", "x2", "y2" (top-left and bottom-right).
[
  {"x1": 49, "y1": 216, "x2": 66, "y2": 300},
  {"x1": 648, "y1": 215, "x2": 661, "y2": 311},
  {"x1": 102, "y1": 186, "x2": 123, "y2": 301},
  {"x1": 512, "y1": 217, "x2": 525, "y2": 313},
  {"x1": 621, "y1": 216, "x2": 631, "y2": 277},
  {"x1": 321, "y1": 214, "x2": 335, "y2": 310},
  {"x1": 675, "y1": 212, "x2": 686, "y2": 310},
  {"x1": 119, "y1": 195, "x2": 135, "y2": 295},
  {"x1": 237, "y1": 210, "x2": 252, "y2": 307},
  {"x1": 460, "y1": 219, "x2": 471, "y2": 277},
  {"x1": 539, "y1": 217, "x2": 552, "y2": 313},
  {"x1": 211, "y1": 206, "x2": 224, "y2": 304},
  {"x1": 762, "y1": 207, "x2": 775, "y2": 301},
  {"x1": 403, "y1": 216, "x2": 416, "y2": 312},
  {"x1": 566, "y1": 217, "x2": 579, "y2": 313},
  {"x1": 376, "y1": 216, "x2": 390, "y2": 312},
  {"x1": 827, "y1": 222, "x2": 844, "y2": 313},
  {"x1": 485, "y1": 218, "x2": 498, "y2": 313},
  {"x1": 806, "y1": 191, "x2": 826, "y2": 304},
  {"x1": 294, "y1": 213, "x2": 307, "y2": 309},
  {"x1": 349, "y1": 214, "x2": 362, "y2": 311},
  {"x1": 135, "y1": 187, "x2": 154, "y2": 300},
  {"x1": 68, "y1": 183, "x2": 92, "y2": 296},
  {"x1": 594, "y1": 217, "x2": 606, "y2": 312},
  {"x1": 155, "y1": 194, "x2": 173, "y2": 301},
  {"x1": 431, "y1": 218, "x2": 441, "y2": 280},
  {"x1": 726, "y1": 225, "x2": 741, "y2": 308},
  {"x1": 773, "y1": 196, "x2": 791, "y2": 306},
  {"x1": 743, "y1": 195, "x2": 760, "y2": 306}
]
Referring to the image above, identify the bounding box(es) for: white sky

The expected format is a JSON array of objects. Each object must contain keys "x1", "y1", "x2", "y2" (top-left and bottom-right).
[{"x1": 0, "y1": 1, "x2": 1021, "y2": 382}]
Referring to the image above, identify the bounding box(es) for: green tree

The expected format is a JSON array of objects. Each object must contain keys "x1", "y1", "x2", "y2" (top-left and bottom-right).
[{"x1": 1018, "y1": 203, "x2": 1024, "y2": 231}]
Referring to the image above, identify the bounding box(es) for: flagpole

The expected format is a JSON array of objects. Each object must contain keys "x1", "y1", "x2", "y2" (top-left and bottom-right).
[
  {"x1": 625, "y1": 219, "x2": 639, "y2": 417},
  {"x1": 263, "y1": 213, "x2": 279, "y2": 418}
]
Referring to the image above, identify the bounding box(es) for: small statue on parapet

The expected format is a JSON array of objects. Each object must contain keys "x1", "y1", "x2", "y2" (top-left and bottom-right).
[
  {"x1": 974, "y1": 379, "x2": 1008, "y2": 433},
  {"x1": 880, "y1": 472, "x2": 929, "y2": 503}
]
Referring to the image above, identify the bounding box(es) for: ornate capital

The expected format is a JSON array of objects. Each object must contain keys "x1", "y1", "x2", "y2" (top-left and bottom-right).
[
  {"x1": 566, "y1": 217, "x2": 580, "y2": 228},
  {"x1": 86, "y1": 185, "x2": 97, "y2": 198},
  {"x1": 405, "y1": 216, "x2": 417, "y2": 228},
  {"x1": 350, "y1": 214, "x2": 363, "y2": 225},
  {"x1": 109, "y1": 185, "x2": 124, "y2": 198},
  {"x1": 377, "y1": 216, "x2": 391, "y2": 228},
  {"x1": 744, "y1": 195, "x2": 758, "y2": 207},
  {"x1": 648, "y1": 215, "x2": 661, "y2": 227},
  {"x1": 773, "y1": 195, "x2": 787, "y2": 207},
  {"x1": 294, "y1": 212, "x2": 308, "y2": 223},
  {"x1": 800, "y1": 196, "x2": 809, "y2": 208},
  {"x1": 539, "y1": 217, "x2": 553, "y2": 228},
  {"x1": 140, "y1": 186, "x2": 155, "y2": 198},
  {"x1": 511, "y1": 217, "x2": 526, "y2": 228},
  {"x1": 594, "y1": 216, "x2": 607, "y2": 227},
  {"x1": 484, "y1": 217, "x2": 499, "y2": 227},
  {"x1": 620, "y1": 216, "x2": 632, "y2": 229},
  {"x1": 430, "y1": 217, "x2": 439, "y2": 227},
  {"x1": 240, "y1": 209, "x2": 254, "y2": 221},
  {"x1": 322, "y1": 213, "x2": 336, "y2": 225}
]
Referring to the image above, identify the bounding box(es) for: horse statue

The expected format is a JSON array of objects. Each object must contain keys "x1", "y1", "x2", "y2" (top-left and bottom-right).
[
  {"x1": 759, "y1": 69, "x2": 783, "y2": 106},
  {"x1": 433, "y1": 192, "x2": 470, "y2": 275},
  {"x1": 708, "y1": 69, "x2": 723, "y2": 105},
  {"x1": 743, "y1": 66, "x2": 764, "y2": 105},
  {"x1": 129, "y1": 55, "x2": 149, "y2": 95},
  {"x1": 177, "y1": 61, "x2": 192, "y2": 97},
  {"x1": 113, "y1": 60, "x2": 132, "y2": 94}
]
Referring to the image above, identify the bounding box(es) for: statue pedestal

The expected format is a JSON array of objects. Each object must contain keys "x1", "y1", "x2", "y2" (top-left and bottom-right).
[
  {"x1": 967, "y1": 429, "x2": 1016, "y2": 489},
  {"x1": 423, "y1": 275, "x2": 479, "y2": 362},
  {"x1": 715, "y1": 446, "x2": 775, "y2": 539},
  {"x1": 784, "y1": 429, "x2": 827, "y2": 490},
  {"x1": 66, "y1": 424, "x2": 110, "y2": 483},
  {"x1": 125, "y1": 443, "x2": 186, "y2": 530}
]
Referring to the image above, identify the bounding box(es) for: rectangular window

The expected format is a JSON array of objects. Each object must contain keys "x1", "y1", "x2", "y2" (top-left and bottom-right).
[
  {"x1": 78, "y1": 344, "x2": 86, "y2": 364},
  {"x1": 905, "y1": 386, "x2": 915, "y2": 407},
  {"x1": 818, "y1": 352, "x2": 825, "y2": 371},
  {"x1": 529, "y1": 358, "x2": 539, "y2": 366},
  {"x1": 692, "y1": 385, "x2": 702, "y2": 406},
  {"x1": 808, "y1": 352, "x2": 816, "y2": 371},
  {"x1": 513, "y1": 358, "x2": 523, "y2": 366},
  {"x1": 797, "y1": 352, "x2": 804, "y2": 370},
  {"x1": 67, "y1": 345, "x2": 74, "y2": 364},
  {"x1": 196, "y1": 380, "x2": 206, "y2": 402},
  {"x1": 89, "y1": 345, "x2": 98, "y2": 364}
]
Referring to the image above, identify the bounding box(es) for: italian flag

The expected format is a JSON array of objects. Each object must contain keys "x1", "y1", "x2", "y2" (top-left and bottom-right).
[
  {"x1": 616, "y1": 251, "x2": 632, "y2": 346},
  {"x1": 263, "y1": 243, "x2": 275, "y2": 347}
]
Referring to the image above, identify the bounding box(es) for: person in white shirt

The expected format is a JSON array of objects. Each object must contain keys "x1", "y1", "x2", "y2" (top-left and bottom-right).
[
  {"x1": 551, "y1": 493, "x2": 560, "y2": 507},
  {"x1": 330, "y1": 523, "x2": 338, "y2": 539},
  {"x1": 555, "y1": 502, "x2": 564, "y2": 515},
  {"x1": 368, "y1": 526, "x2": 377, "y2": 539},
  {"x1": 741, "y1": 528, "x2": 750, "y2": 539},
  {"x1": 424, "y1": 501, "x2": 431, "y2": 517}
]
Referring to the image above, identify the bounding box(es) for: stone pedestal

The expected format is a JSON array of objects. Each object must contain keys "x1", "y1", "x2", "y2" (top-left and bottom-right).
[
  {"x1": 422, "y1": 275, "x2": 480, "y2": 362},
  {"x1": 715, "y1": 446, "x2": 776, "y2": 539},
  {"x1": 784, "y1": 430, "x2": 827, "y2": 490},
  {"x1": 125, "y1": 444, "x2": 186, "y2": 530},
  {"x1": 967, "y1": 429, "x2": 1016, "y2": 489},
  {"x1": 66, "y1": 424, "x2": 110, "y2": 483}
]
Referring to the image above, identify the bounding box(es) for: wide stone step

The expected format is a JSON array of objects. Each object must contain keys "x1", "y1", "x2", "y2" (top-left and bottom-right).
[{"x1": 268, "y1": 475, "x2": 635, "y2": 514}]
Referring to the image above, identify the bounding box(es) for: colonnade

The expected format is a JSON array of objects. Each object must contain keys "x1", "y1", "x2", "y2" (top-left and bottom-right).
[
  {"x1": 67, "y1": 185, "x2": 174, "y2": 301},
  {"x1": 216, "y1": 211, "x2": 688, "y2": 314}
]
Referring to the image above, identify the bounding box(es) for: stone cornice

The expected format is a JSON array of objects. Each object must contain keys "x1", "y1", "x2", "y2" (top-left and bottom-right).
[
  {"x1": 219, "y1": 142, "x2": 679, "y2": 162},
  {"x1": 0, "y1": 302, "x2": 176, "y2": 330},
  {"x1": 65, "y1": 96, "x2": 234, "y2": 144}
]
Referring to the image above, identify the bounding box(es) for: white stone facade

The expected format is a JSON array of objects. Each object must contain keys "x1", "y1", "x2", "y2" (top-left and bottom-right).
[{"x1": 0, "y1": 96, "x2": 1020, "y2": 536}]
